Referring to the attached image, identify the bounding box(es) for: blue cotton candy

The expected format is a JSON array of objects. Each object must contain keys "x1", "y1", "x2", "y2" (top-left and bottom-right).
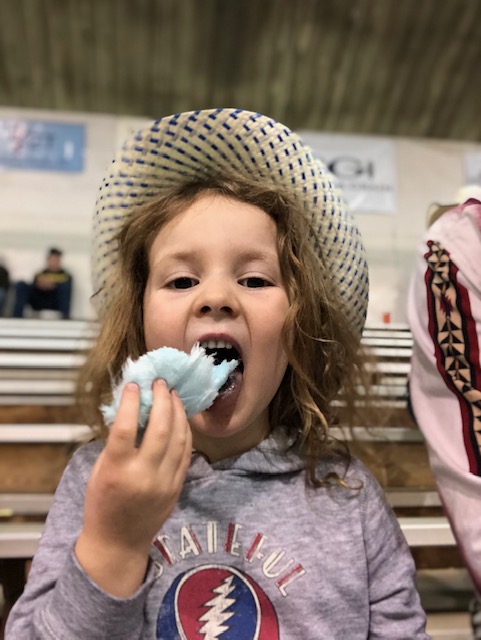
[{"x1": 101, "y1": 344, "x2": 238, "y2": 429}]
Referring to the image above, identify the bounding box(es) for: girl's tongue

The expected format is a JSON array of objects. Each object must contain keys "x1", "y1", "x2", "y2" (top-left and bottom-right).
[{"x1": 208, "y1": 368, "x2": 243, "y2": 411}]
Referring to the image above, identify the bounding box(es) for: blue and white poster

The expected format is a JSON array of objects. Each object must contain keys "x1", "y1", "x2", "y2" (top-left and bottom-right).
[{"x1": 0, "y1": 118, "x2": 85, "y2": 172}]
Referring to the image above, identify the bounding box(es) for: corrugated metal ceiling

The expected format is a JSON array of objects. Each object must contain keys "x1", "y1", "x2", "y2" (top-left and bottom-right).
[{"x1": 0, "y1": 0, "x2": 480, "y2": 141}]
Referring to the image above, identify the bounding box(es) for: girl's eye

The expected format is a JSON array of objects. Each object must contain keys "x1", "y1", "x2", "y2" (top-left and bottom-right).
[
  {"x1": 240, "y1": 276, "x2": 272, "y2": 288},
  {"x1": 168, "y1": 277, "x2": 198, "y2": 289}
]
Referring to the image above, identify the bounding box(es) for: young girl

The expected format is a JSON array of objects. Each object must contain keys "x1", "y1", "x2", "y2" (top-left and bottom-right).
[{"x1": 6, "y1": 109, "x2": 428, "y2": 639}]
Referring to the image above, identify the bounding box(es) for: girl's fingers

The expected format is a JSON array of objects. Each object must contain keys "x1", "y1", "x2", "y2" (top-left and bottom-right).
[
  {"x1": 141, "y1": 381, "x2": 191, "y2": 473},
  {"x1": 140, "y1": 379, "x2": 175, "y2": 461},
  {"x1": 171, "y1": 390, "x2": 193, "y2": 484},
  {"x1": 106, "y1": 383, "x2": 140, "y2": 458}
]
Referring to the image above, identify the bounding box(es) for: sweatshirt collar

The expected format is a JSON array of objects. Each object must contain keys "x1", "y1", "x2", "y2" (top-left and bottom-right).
[{"x1": 186, "y1": 426, "x2": 305, "y2": 481}]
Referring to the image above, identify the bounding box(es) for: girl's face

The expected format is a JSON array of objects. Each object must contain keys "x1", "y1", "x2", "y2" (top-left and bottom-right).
[{"x1": 143, "y1": 193, "x2": 290, "y2": 462}]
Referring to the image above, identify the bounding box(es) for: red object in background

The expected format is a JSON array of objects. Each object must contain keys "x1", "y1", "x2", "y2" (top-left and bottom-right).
[{"x1": 382, "y1": 312, "x2": 391, "y2": 324}]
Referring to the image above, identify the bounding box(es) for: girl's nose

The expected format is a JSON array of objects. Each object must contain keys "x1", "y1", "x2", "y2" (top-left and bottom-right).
[
  {"x1": 195, "y1": 280, "x2": 239, "y2": 317},
  {"x1": 199, "y1": 303, "x2": 233, "y2": 315}
]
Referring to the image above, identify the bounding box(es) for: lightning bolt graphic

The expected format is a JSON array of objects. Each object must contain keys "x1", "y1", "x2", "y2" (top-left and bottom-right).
[{"x1": 198, "y1": 575, "x2": 236, "y2": 639}]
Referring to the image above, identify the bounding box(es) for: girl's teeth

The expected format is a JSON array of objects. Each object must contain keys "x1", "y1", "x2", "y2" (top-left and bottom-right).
[{"x1": 201, "y1": 340, "x2": 234, "y2": 349}]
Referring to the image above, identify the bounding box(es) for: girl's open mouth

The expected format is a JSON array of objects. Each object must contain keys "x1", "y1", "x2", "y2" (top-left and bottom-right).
[{"x1": 199, "y1": 339, "x2": 244, "y2": 406}]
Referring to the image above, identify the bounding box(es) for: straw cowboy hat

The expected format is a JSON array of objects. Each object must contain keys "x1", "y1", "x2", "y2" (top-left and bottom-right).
[{"x1": 92, "y1": 108, "x2": 369, "y2": 336}]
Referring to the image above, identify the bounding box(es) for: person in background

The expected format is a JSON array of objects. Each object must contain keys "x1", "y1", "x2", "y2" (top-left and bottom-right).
[
  {"x1": 408, "y1": 185, "x2": 481, "y2": 639},
  {"x1": 0, "y1": 258, "x2": 10, "y2": 316},
  {"x1": 13, "y1": 247, "x2": 72, "y2": 319}
]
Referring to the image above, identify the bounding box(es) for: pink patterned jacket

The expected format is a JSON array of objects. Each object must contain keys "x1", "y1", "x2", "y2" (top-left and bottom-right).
[{"x1": 408, "y1": 198, "x2": 481, "y2": 593}]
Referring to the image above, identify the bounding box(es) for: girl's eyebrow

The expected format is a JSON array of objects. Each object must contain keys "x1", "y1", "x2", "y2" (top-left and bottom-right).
[
  {"x1": 150, "y1": 250, "x2": 198, "y2": 271},
  {"x1": 152, "y1": 248, "x2": 279, "y2": 268},
  {"x1": 234, "y1": 248, "x2": 279, "y2": 265}
]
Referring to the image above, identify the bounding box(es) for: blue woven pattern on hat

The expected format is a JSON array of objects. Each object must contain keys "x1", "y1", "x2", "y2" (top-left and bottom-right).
[{"x1": 92, "y1": 108, "x2": 369, "y2": 336}]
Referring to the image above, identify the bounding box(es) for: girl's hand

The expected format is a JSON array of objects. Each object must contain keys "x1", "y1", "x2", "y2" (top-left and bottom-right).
[{"x1": 75, "y1": 379, "x2": 192, "y2": 596}]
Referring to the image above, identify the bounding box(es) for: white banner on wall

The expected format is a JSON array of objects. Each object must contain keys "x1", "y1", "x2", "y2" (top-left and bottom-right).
[
  {"x1": 299, "y1": 132, "x2": 396, "y2": 214},
  {"x1": 464, "y1": 151, "x2": 481, "y2": 185}
]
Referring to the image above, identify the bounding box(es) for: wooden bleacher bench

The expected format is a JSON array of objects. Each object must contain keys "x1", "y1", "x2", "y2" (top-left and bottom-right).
[{"x1": 0, "y1": 317, "x2": 465, "y2": 628}]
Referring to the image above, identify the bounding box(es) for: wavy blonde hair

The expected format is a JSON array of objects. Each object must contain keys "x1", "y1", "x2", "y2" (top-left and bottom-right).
[{"x1": 78, "y1": 174, "x2": 374, "y2": 485}]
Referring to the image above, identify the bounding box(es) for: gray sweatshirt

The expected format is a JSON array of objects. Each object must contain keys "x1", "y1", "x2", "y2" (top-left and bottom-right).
[{"x1": 6, "y1": 429, "x2": 429, "y2": 639}]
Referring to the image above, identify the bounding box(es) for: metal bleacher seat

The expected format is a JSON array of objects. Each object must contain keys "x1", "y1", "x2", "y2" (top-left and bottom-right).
[{"x1": 0, "y1": 318, "x2": 96, "y2": 406}]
